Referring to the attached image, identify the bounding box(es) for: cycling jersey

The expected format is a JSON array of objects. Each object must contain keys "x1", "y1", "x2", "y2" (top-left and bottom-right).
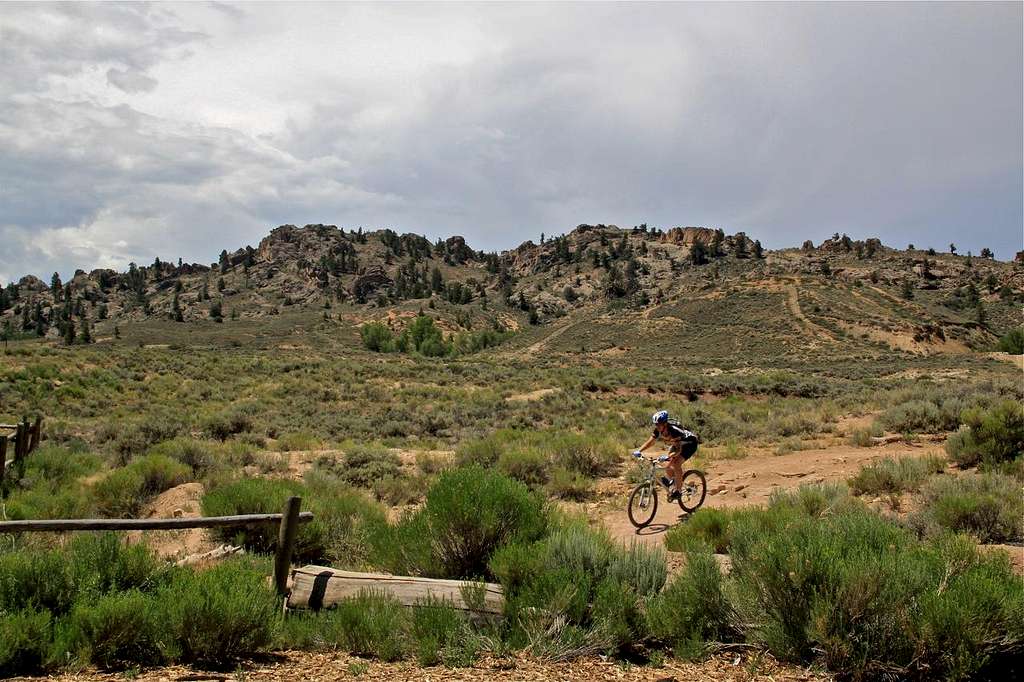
[{"x1": 652, "y1": 423, "x2": 697, "y2": 443}]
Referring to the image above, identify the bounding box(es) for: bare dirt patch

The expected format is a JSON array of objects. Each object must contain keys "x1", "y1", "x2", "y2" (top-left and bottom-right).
[
  {"x1": 506, "y1": 387, "x2": 561, "y2": 402},
  {"x1": 598, "y1": 441, "x2": 945, "y2": 548},
  {"x1": 128, "y1": 482, "x2": 217, "y2": 561}
]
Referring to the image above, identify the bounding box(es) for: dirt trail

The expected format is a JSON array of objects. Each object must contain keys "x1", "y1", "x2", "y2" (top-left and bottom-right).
[
  {"x1": 784, "y1": 284, "x2": 832, "y2": 343},
  {"x1": 523, "y1": 318, "x2": 578, "y2": 355},
  {"x1": 598, "y1": 441, "x2": 944, "y2": 547}
]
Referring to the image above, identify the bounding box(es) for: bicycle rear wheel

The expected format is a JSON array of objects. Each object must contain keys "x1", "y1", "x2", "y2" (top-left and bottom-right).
[
  {"x1": 627, "y1": 482, "x2": 658, "y2": 528},
  {"x1": 677, "y1": 470, "x2": 707, "y2": 513}
]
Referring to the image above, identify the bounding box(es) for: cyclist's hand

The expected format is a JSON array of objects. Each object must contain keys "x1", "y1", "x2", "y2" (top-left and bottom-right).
[
  {"x1": 632, "y1": 450, "x2": 643, "y2": 459},
  {"x1": 657, "y1": 455, "x2": 669, "y2": 462}
]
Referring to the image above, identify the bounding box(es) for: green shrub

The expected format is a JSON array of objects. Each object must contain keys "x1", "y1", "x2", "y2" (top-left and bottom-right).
[
  {"x1": 879, "y1": 400, "x2": 947, "y2": 434},
  {"x1": 848, "y1": 455, "x2": 945, "y2": 496},
  {"x1": 66, "y1": 533, "x2": 165, "y2": 598},
  {"x1": 147, "y1": 438, "x2": 217, "y2": 476},
  {"x1": 304, "y1": 473, "x2": 387, "y2": 567},
  {"x1": 22, "y1": 445, "x2": 102, "y2": 486},
  {"x1": 373, "y1": 467, "x2": 547, "y2": 579},
  {"x1": 0, "y1": 609, "x2": 51, "y2": 676},
  {"x1": 665, "y1": 508, "x2": 739, "y2": 554},
  {"x1": 112, "y1": 410, "x2": 189, "y2": 464},
  {"x1": 323, "y1": 592, "x2": 408, "y2": 662},
  {"x1": 201, "y1": 408, "x2": 253, "y2": 441},
  {"x1": 847, "y1": 422, "x2": 883, "y2": 447},
  {"x1": 157, "y1": 559, "x2": 277, "y2": 664},
  {"x1": 454, "y1": 435, "x2": 505, "y2": 467},
  {"x1": 361, "y1": 322, "x2": 395, "y2": 352},
  {"x1": 202, "y1": 478, "x2": 315, "y2": 555},
  {"x1": 55, "y1": 590, "x2": 163, "y2": 669},
  {"x1": 913, "y1": 473, "x2": 1023, "y2": 543},
  {"x1": 491, "y1": 524, "x2": 666, "y2": 652},
  {"x1": 317, "y1": 446, "x2": 401, "y2": 488},
  {"x1": 275, "y1": 430, "x2": 321, "y2": 452},
  {"x1": 997, "y1": 326, "x2": 1024, "y2": 354},
  {"x1": 411, "y1": 597, "x2": 477, "y2": 666},
  {"x1": 646, "y1": 543, "x2": 735, "y2": 659},
  {"x1": 497, "y1": 448, "x2": 549, "y2": 486},
  {"x1": 728, "y1": 503, "x2": 1024, "y2": 678},
  {"x1": 545, "y1": 466, "x2": 592, "y2": 501},
  {"x1": 93, "y1": 454, "x2": 191, "y2": 518},
  {"x1": 945, "y1": 401, "x2": 1024, "y2": 469}
]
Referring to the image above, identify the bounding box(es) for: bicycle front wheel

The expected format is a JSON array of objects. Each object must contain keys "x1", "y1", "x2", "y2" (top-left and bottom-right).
[
  {"x1": 677, "y1": 470, "x2": 707, "y2": 513},
  {"x1": 627, "y1": 482, "x2": 658, "y2": 528}
]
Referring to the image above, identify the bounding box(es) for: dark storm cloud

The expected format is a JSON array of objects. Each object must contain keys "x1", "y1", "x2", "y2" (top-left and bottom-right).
[{"x1": 0, "y1": 1, "x2": 1020, "y2": 282}]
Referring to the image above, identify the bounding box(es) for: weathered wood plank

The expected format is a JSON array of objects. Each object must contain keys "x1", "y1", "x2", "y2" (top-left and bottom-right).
[
  {"x1": 0, "y1": 512, "x2": 314, "y2": 533},
  {"x1": 274, "y1": 496, "x2": 302, "y2": 596},
  {"x1": 287, "y1": 565, "x2": 504, "y2": 615},
  {"x1": 28, "y1": 416, "x2": 41, "y2": 453}
]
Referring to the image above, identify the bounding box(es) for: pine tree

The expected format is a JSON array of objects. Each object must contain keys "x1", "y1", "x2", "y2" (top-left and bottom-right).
[
  {"x1": 753, "y1": 240, "x2": 764, "y2": 259},
  {"x1": 79, "y1": 318, "x2": 92, "y2": 344},
  {"x1": 114, "y1": 324, "x2": 121, "y2": 339},
  {"x1": 172, "y1": 292, "x2": 183, "y2": 322},
  {"x1": 201, "y1": 282, "x2": 210, "y2": 301},
  {"x1": 949, "y1": 243, "x2": 956, "y2": 255},
  {"x1": 218, "y1": 277, "x2": 226, "y2": 292},
  {"x1": 901, "y1": 279, "x2": 914, "y2": 300},
  {"x1": 64, "y1": 317, "x2": 76, "y2": 345},
  {"x1": 430, "y1": 267, "x2": 443, "y2": 293},
  {"x1": 51, "y1": 272, "x2": 62, "y2": 301},
  {"x1": 219, "y1": 250, "x2": 230, "y2": 274},
  {"x1": 975, "y1": 302, "x2": 986, "y2": 327}
]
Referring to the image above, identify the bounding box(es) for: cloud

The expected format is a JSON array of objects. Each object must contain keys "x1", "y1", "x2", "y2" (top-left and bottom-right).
[
  {"x1": 106, "y1": 67, "x2": 158, "y2": 93},
  {"x1": 0, "y1": 1, "x2": 1020, "y2": 281}
]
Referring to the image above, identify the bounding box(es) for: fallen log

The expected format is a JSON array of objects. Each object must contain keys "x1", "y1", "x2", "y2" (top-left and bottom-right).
[{"x1": 287, "y1": 565, "x2": 504, "y2": 617}]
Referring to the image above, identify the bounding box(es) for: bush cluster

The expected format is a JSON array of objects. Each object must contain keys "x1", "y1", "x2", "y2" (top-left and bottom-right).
[
  {"x1": 847, "y1": 454, "x2": 945, "y2": 496},
  {"x1": 0, "y1": 536, "x2": 277, "y2": 675},
  {"x1": 945, "y1": 400, "x2": 1024, "y2": 469}
]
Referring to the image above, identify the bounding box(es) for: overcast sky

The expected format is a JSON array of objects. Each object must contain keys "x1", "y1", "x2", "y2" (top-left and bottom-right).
[{"x1": 1, "y1": 2, "x2": 1021, "y2": 281}]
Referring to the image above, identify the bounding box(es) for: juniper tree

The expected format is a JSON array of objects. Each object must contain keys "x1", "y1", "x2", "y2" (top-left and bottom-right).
[
  {"x1": 64, "y1": 317, "x2": 76, "y2": 345},
  {"x1": 690, "y1": 242, "x2": 709, "y2": 266},
  {"x1": 79, "y1": 318, "x2": 92, "y2": 344},
  {"x1": 901, "y1": 279, "x2": 914, "y2": 300},
  {"x1": 172, "y1": 292, "x2": 183, "y2": 322},
  {"x1": 753, "y1": 240, "x2": 764, "y2": 259}
]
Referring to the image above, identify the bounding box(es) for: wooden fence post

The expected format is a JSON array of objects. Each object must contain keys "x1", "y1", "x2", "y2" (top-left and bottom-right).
[
  {"x1": 15, "y1": 421, "x2": 26, "y2": 480},
  {"x1": 29, "y1": 416, "x2": 42, "y2": 453},
  {"x1": 274, "y1": 496, "x2": 302, "y2": 597},
  {"x1": 0, "y1": 435, "x2": 7, "y2": 491}
]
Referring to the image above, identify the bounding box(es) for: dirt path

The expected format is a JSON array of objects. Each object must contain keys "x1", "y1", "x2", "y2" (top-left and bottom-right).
[
  {"x1": 523, "y1": 318, "x2": 579, "y2": 355},
  {"x1": 784, "y1": 284, "x2": 832, "y2": 343},
  {"x1": 598, "y1": 441, "x2": 945, "y2": 547},
  {"x1": 20, "y1": 650, "x2": 826, "y2": 682}
]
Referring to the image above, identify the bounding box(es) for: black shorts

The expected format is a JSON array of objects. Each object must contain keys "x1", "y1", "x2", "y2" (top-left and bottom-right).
[{"x1": 669, "y1": 437, "x2": 698, "y2": 461}]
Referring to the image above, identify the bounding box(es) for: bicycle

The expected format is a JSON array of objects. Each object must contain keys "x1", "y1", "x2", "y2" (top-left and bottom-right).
[{"x1": 627, "y1": 454, "x2": 707, "y2": 528}]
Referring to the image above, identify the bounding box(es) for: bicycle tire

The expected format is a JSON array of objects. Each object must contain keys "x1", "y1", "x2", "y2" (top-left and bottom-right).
[
  {"x1": 677, "y1": 470, "x2": 707, "y2": 513},
  {"x1": 627, "y1": 482, "x2": 658, "y2": 528}
]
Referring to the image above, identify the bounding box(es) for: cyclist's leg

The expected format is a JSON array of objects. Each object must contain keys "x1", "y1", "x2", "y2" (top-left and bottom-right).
[{"x1": 666, "y1": 444, "x2": 684, "y2": 490}]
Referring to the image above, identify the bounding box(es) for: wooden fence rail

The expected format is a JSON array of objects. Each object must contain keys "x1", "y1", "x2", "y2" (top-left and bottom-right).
[{"x1": 0, "y1": 496, "x2": 310, "y2": 597}]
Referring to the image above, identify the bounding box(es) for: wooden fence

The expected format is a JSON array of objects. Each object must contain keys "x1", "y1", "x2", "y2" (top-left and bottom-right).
[
  {"x1": 0, "y1": 496, "x2": 311, "y2": 596},
  {"x1": 0, "y1": 415, "x2": 43, "y2": 489}
]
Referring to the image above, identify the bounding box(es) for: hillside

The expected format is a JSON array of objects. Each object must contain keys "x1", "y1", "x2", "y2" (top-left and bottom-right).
[{"x1": 2, "y1": 224, "x2": 1022, "y2": 360}]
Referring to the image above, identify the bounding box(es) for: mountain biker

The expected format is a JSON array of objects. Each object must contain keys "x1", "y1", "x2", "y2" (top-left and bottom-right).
[{"x1": 633, "y1": 410, "x2": 699, "y2": 501}]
